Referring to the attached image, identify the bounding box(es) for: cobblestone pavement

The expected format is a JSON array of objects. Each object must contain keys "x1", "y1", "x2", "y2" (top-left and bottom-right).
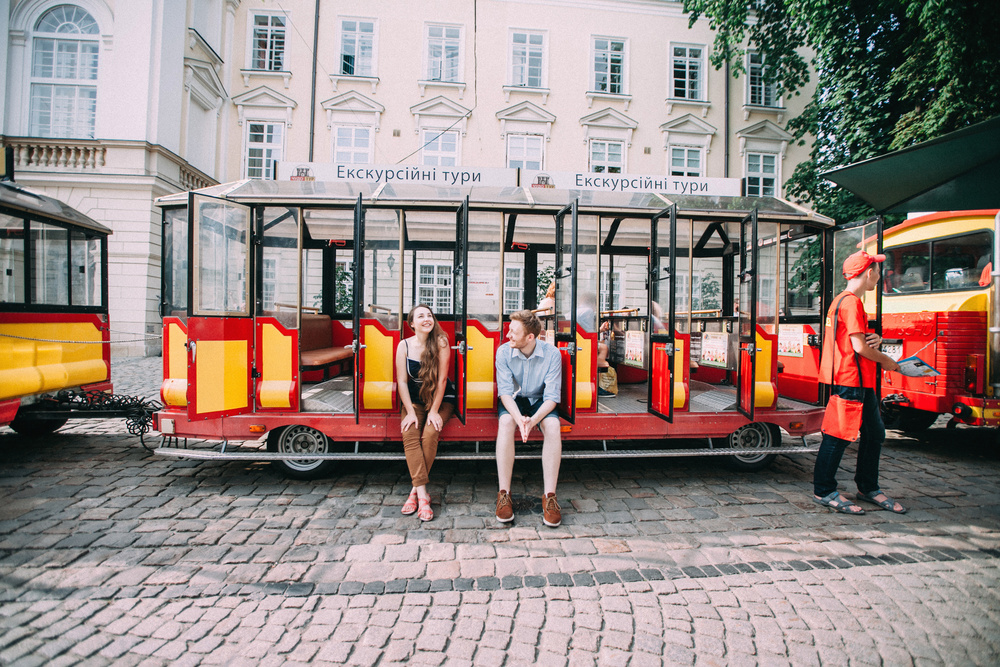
[{"x1": 1, "y1": 357, "x2": 999, "y2": 665}]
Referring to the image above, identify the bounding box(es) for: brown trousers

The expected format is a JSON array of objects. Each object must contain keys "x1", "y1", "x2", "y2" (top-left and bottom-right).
[{"x1": 401, "y1": 401, "x2": 455, "y2": 487}]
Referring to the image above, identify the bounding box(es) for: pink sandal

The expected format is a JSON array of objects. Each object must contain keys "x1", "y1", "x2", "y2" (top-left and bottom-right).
[
  {"x1": 417, "y1": 496, "x2": 434, "y2": 522},
  {"x1": 401, "y1": 490, "x2": 418, "y2": 516}
]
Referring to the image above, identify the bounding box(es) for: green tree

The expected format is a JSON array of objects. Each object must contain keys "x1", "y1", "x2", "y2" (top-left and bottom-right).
[
  {"x1": 682, "y1": 0, "x2": 1000, "y2": 224},
  {"x1": 536, "y1": 265, "x2": 555, "y2": 304}
]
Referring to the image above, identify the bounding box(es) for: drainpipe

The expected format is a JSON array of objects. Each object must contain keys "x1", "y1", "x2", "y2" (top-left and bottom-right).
[
  {"x1": 724, "y1": 57, "x2": 730, "y2": 178},
  {"x1": 990, "y1": 211, "x2": 1000, "y2": 394},
  {"x1": 308, "y1": 0, "x2": 321, "y2": 162}
]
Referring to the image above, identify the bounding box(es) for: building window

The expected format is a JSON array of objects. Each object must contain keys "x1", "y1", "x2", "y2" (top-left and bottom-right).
[
  {"x1": 251, "y1": 14, "x2": 286, "y2": 71},
  {"x1": 262, "y1": 258, "x2": 277, "y2": 310},
  {"x1": 511, "y1": 31, "x2": 544, "y2": 88},
  {"x1": 506, "y1": 135, "x2": 543, "y2": 170},
  {"x1": 246, "y1": 122, "x2": 284, "y2": 179},
  {"x1": 29, "y1": 5, "x2": 100, "y2": 139},
  {"x1": 504, "y1": 267, "x2": 523, "y2": 313},
  {"x1": 590, "y1": 140, "x2": 624, "y2": 174},
  {"x1": 593, "y1": 38, "x2": 625, "y2": 94},
  {"x1": 340, "y1": 19, "x2": 375, "y2": 76},
  {"x1": 669, "y1": 146, "x2": 703, "y2": 177},
  {"x1": 421, "y1": 130, "x2": 458, "y2": 167},
  {"x1": 671, "y1": 45, "x2": 704, "y2": 100},
  {"x1": 746, "y1": 152, "x2": 777, "y2": 197},
  {"x1": 334, "y1": 126, "x2": 371, "y2": 164},
  {"x1": 600, "y1": 270, "x2": 621, "y2": 311},
  {"x1": 426, "y1": 25, "x2": 461, "y2": 82},
  {"x1": 419, "y1": 262, "x2": 453, "y2": 313},
  {"x1": 747, "y1": 52, "x2": 777, "y2": 107}
]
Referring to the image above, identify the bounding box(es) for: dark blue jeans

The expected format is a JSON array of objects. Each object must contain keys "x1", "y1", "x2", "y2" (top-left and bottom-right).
[{"x1": 813, "y1": 386, "x2": 885, "y2": 497}]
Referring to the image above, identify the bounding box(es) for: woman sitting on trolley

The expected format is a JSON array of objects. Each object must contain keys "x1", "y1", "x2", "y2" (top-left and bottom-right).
[{"x1": 395, "y1": 304, "x2": 456, "y2": 521}]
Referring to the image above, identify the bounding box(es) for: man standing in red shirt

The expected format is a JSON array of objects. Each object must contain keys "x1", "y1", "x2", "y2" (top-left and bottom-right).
[{"x1": 814, "y1": 251, "x2": 905, "y2": 515}]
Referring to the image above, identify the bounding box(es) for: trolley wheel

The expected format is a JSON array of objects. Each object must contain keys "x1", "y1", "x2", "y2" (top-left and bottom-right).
[
  {"x1": 723, "y1": 422, "x2": 780, "y2": 472},
  {"x1": 8, "y1": 415, "x2": 68, "y2": 436},
  {"x1": 882, "y1": 405, "x2": 938, "y2": 432},
  {"x1": 266, "y1": 425, "x2": 336, "y2": 480}
]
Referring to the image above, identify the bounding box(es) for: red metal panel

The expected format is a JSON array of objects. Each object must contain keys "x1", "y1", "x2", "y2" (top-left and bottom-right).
[{"x1": 187, "y1": 317, "x2": 254, "y2": 421}]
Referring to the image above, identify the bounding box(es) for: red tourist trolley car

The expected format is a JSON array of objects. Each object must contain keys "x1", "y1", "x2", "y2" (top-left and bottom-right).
[
  {"x1": 0, "y1": 180, "x2": 112, "y2": 433},
  {"x1": 153, "y1": 177, "x2": 836, "y2": 478}
]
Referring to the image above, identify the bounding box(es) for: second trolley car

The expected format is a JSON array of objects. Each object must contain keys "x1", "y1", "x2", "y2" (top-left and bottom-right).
[
  {"x1": 153, "y1": 178, "x2": 834, "y2": 478},
  {"x1": 0, "y1": 180, "x2": 112, "y2": 434}
]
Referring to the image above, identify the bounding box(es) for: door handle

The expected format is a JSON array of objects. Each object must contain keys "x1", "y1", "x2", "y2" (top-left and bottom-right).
[
  {"x1": 189, "y1": 340, "x2": 196, "y2": 362},
  {"x1": 450, "y1": 342, "x2": 469, "y2": 354}
]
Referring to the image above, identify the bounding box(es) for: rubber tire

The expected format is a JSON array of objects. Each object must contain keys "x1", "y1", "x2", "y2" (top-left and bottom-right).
[
  {"x1": 8, "y1": 415, "x2": 68, "y2": 436},
  {"x1": 266, "y1": 425, "x2": 336, "y2": 480},
  {"x1": 723, "y1": 422, "x2": 780, "y2": 472},
  {"x1": 882, "y1": 406, "x2": 938, "y2": 432}
]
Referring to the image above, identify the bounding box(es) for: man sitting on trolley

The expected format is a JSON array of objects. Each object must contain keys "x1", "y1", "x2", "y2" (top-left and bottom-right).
[{"x1": 494, "y1": 309, "x2": 563, "y2": 528}]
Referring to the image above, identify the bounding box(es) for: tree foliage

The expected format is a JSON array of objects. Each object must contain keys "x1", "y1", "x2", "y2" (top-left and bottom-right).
[{"x1": 683, "y1": 0, "x2": 1000, "y2": 224}]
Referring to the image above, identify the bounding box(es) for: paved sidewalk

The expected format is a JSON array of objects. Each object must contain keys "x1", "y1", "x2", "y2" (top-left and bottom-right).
[{"x1": 0, "y1": 357, "x2": 998, "y2": 665}]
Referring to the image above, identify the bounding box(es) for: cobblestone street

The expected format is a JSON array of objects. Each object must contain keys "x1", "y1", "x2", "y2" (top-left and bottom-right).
[{"x1": 1, "y1": 357, "x2": 999, "y2": 665}]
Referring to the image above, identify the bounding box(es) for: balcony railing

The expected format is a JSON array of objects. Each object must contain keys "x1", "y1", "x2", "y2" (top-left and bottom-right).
[{"x1": 1, "y1": 136, "x2": 218, "y2": 191}]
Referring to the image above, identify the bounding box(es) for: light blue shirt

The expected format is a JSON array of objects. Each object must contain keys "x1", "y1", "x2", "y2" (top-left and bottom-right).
[{"x1": 495, "y1": 338, "x2": 562, "y2": 404}]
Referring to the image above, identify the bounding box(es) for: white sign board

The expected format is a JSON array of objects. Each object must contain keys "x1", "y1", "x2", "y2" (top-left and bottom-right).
[
  {"x1": 277, "y1": 162, "x2": 518, "y2": 187},
  {"x1": 520, "y1": 170, "x2": 742, "y2": 197},
  {"x1": 277, "y1": 163, "x2": 743, "y2": 197}
]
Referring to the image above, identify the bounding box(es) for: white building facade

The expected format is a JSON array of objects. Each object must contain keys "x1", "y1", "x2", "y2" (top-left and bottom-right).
[{"x1": 3, "y1": 0, "x2": 813, "y2": 357}]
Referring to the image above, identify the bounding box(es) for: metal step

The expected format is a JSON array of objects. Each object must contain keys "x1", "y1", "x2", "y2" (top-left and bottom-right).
[{"x1": 154, "y1": 444, "x2": 819, "y2": 462}]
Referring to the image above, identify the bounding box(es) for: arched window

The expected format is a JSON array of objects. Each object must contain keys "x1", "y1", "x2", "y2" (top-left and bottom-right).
[{"x1": 29, "y1": 5, "x2": 100, "y2": 139}]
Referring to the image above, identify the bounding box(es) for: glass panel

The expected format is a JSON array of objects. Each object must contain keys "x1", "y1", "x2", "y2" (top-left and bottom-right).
[
  {"x1": 163, "y1": 207, "x2": 188, "y2": 317},
  {"x1": 194, "y1": 197, "x2": 250, "y2": 315},
  {"x1": 468, "y1": 211, "x2": 502, "y2": 330},
  {"x1": 0, "y1": 213, "x2": 26, "y2": 304},
  {"x1": 930, "y1": 231, "x2": 992, "y2": 291},
  {"x1": 576, "y1": 215, "x2": 599, "y2": 334},
  {"x1": 757, "y1": 221, "x2": 779, "y2": 335},
  {"x1": 674, "y1": 217, "x2": 692, "y2": 333},
  {"x1": 302, "y1": 207, "x2": 354, "y2": 241},
  {"x1": 831, "y1": 221, "x2": 877, "y2": 296},
  {"x1": 303, "y1": 248, "x2": 323, "y2": 313},
  {"x1": 782, "y1": 231, "x2": 821, "y2": 316},
  {"x1": 70, "y1": 230, "x2": 101, "y2": 307},
  {"x1": 364, "y1": 210, "x2": 400, "y2": 328},
  {"x1": 31, "y1": 222, "x2": 68, "y2": 305},
  {"x1": 261, "y1": 207, "x2": 299, "y2": 320}
]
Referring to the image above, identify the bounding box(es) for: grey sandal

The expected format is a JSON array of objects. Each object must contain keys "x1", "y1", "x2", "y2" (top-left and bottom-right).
[
  {"x1": 857, "y1": 490, "x2": 907, "y2": 514},
  {"x1": 813, "y1": 491, "x2": 865, "y2": 515}
]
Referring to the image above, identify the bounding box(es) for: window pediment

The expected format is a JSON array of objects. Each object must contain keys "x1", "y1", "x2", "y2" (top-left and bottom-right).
[
  {"x1": 410, "y1": 96, "x2": 472, "y2": 135},
  {"x1": 496, "y1": 101, "x2": 556, "y2": 141},
  {"x1": 321, "y1": 91, "x2": 385, "y2": 131},
  {"x1": 736, "y1": 120, "x2": 793, "y2": 158},
  {"x1": 660, "y1": 114, "x2": 716, "y2": 152},
  {"x1": 185, "y1": 58, "x2": 227, "y2": 111},
  {"x1": 232, "y1": 85, "x2": 297, "y2": 126},
  {"x1": 580, "y1": 107, "x2": 638, "y2": 146}
]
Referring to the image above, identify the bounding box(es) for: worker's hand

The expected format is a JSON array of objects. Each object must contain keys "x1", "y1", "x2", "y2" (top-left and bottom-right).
[
  {"x1": 884, "y1": 359, "x2": 901, "y2": 374},
  {"x1": 865, "y1": 332, "x2": 882, "y2": 348}
]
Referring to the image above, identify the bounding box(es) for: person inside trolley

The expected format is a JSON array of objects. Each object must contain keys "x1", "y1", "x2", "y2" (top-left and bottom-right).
[
  {"x1": 814, "y1": 251, "x2": 905, "y2": 515},
  {"x1": 395, "y1": 304, "x2": 456, "y2": 522},
  {"x1": 494, "y1": 310, "x2": 563, "y2": 527}
]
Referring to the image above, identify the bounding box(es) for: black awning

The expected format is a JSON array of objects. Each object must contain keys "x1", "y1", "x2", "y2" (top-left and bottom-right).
[{"x1": 821, "y1": 115, "x2": 1000, "y2": 213}]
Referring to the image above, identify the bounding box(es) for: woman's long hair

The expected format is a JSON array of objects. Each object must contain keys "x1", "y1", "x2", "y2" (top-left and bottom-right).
[{"x1": 407, "y1": 304, "x2": 447, "y2": 405}]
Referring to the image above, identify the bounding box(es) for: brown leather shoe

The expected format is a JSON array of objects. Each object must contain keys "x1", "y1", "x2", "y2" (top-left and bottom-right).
[
  {"x1": 495, "y1": 490, "x2": 514, "y2": 523},
  {"x1": 542, "y1": 492, "x2": 561, "y2": 527}
]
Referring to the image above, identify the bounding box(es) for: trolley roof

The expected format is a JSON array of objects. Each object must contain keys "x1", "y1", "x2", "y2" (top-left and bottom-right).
[
  {"x1": 0, "y1": 181, "x2": 112, "y2": 234},
  {"x1": 155, "y1": 179, "x2": 833, "y2": 226}
]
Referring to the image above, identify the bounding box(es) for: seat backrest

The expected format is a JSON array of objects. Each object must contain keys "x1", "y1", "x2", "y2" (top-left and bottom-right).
[{"x1": 299, "y1": 314, "x2": 333, "y2": 351}]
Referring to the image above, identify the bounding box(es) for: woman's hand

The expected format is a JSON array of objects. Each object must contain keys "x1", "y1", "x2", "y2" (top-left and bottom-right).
[
  {"x1": 427, "y1": 410, "x2": 443, "y2": 431},
  {"x1": 400, "y1": 410, "x2": 418, "y2": 432}
]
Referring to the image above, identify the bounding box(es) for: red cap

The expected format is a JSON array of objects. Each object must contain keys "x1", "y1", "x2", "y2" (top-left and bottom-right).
[{"x1": 842, "y1": 250, "x2": 886, "y2": 279}]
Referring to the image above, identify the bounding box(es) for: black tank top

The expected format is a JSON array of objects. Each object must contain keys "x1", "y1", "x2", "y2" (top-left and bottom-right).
[{"x1": 405, "y1": 339, "x2": 456, "y2": 406}]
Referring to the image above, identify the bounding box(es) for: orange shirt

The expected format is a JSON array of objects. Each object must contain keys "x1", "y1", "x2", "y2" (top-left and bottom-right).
[{"x1": 818, "y1": 291, "x2": 877, "y2": 388}]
